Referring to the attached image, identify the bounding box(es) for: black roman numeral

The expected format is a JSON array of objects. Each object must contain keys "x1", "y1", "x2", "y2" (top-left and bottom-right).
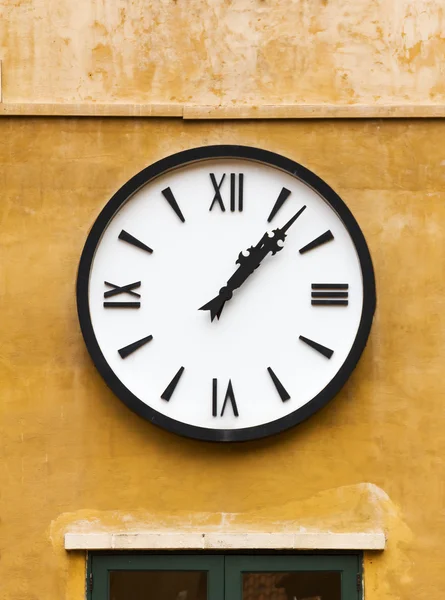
[
  {"x1": 311, "y1": 283, "x2": 349, "y2": 306},
  {"x1": 103, "y1": 281, "x2": 141, "y2": 308},
  {"x1": 209, "y1": 173, "x2": 244, "y2": 212},
  {"x1": 212, "y1": 379, "x2": 239, "y2": 417}
]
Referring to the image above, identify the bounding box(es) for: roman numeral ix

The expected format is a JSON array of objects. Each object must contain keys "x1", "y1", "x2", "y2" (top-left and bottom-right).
[
  {"x1": 209, "y1": 173, "x2": 244, "y2": 212},
  {"x1": 311, "y1": 283, "x2": 349, "y2": 306},
  {"x1": 103, "y1": 281, "x2": 141, "y2": 308},
  {"x1": 212, "y1": 379, "x2": 239, "y2": 417}
]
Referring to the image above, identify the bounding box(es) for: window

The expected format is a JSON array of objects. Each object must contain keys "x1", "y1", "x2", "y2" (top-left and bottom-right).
[{"x1": 89, "y1": 553, "x2": 362, "y2": 600}]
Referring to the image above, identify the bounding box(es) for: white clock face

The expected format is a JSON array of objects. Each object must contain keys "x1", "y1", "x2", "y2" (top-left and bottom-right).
[{"x1": 77, "y1": 146, "x2": 375, "y2": 442}]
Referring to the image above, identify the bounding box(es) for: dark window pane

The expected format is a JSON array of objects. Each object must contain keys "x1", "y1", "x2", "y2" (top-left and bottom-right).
[
  {"x1": 110, "y1": 570, "x2": 207, "y2": 600},
  {"x1": 242, "y1": 571, "x2": 341, "y2": 600}
]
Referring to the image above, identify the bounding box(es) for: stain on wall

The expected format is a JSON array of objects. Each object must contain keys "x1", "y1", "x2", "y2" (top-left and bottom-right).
[{"x1": 1, "y1": 1, "x2": 445, "y2": 105}]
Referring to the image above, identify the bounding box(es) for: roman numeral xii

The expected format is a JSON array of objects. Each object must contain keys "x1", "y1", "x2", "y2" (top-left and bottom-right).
[{"x1": 209, "y1": 173, "x2": 244, "y2": 212}]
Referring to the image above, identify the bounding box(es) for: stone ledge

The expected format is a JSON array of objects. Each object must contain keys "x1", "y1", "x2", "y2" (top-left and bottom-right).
[
  {"x1": 65, "y1": 531, "x2": 385, "y2": 551},
  {"x1": 1, "y1": 102, "x2": 445, "y2": 118}
]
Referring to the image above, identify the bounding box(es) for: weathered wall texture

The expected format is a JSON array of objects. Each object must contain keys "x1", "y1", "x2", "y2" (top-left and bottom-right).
[
  {"x1": 0, "y1": 118, "x2": 444, "y2": 598},
  {"x1": 1, "y1": 0, "x2": 445, "y2": 107}
]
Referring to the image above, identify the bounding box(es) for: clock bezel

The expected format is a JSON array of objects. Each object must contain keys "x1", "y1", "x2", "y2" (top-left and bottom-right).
[{"x1": 76, "y1": 145, "x2": 376, "y2": 442}]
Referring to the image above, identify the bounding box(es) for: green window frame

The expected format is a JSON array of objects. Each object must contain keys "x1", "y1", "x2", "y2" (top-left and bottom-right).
[
  {"x1": 89, "y1": 552, "x2": 362, "y2": 600},
  {"x1": 90, "y1": 555, "x2": 225, "y2": 600},
  {"x1": 225, "y1": 554, "x2": 361, "y2": 600}
]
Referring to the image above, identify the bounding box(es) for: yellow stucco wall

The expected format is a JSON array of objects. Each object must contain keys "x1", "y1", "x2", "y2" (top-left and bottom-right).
[
  {"x1": 1, "y1": 0, "x2": 445, "y2": 106},
  {"x1": 0, "y1": 117, "x2": 444, "y2": 598}
]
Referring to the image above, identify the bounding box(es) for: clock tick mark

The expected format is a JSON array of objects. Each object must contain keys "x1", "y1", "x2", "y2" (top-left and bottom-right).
[
  {"x1": 299, "y1": 230, "x2": 334, "y2": 254},
  {"x1": 118, "y1": 230, "x2": 153, "y2": 253},
  {"x1": 161, "y1": 367, "x2": 185, "y2": 401},
  {"x1": 267, "y1": 367, "x2": 291, "y2": 402},
  {"x1": 267, "y1": 187, "x2": 291, "y2": 222},
  {"x1": 161, "y1": 187, "x2": 185, "y2": 223},
  {"x1": 118, "y1": 334, "x2": 153, "y2": 359},
  {"x1": 299, "y1": 335, "x2": 334, "y2": 359}
]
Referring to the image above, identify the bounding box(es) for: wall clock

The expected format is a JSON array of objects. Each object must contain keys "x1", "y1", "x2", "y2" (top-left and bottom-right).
[{"x1": 77, "y1": 145, "x2": 376, "y2": 442}]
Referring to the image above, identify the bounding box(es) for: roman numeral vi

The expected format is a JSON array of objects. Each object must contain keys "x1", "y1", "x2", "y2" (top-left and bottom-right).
[{"x1": 212, "y1": 379, "x2": 239, "y2": 417}]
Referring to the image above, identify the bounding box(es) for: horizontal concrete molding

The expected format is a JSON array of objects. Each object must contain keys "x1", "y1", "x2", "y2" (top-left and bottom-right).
[
  {"x1": 65, "y1": 531, "x2": 385, "y2": 551},
  {"x1": 1, "y1": 102, "x2": 445, "y2": 119},
  {"x1": 182, "y1": 104, "x2": 445, "y2": 120},
  {"x1": 0, "y1": 103, "x2": 183, "y2": 117}
]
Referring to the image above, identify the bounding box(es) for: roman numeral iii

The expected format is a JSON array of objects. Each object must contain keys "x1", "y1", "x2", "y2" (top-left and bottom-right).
[
  {"x1": 103, "y1": 280, "x2": 141, "y2": 308},
  {"x1": 311, "y1": 283, "x2": 349, "y2": 306},
  {"x1": 212, "y1": 379, "x2": 239, "y2": 417},
  {"x1": 209, "y1": 173, "x2": 244, "y2": 212}
]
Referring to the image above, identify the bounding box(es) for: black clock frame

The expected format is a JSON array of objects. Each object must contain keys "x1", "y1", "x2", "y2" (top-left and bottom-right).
[{"x1": 76, "y1": 145, "x2": 376, "y2": 443}]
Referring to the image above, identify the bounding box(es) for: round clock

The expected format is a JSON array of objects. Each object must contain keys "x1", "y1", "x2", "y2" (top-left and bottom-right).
[{"x1": 77, "y1": 145, "x2": 375, "y2": 442}]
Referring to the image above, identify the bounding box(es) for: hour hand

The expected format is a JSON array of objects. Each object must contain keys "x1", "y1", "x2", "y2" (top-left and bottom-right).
[
  {"x1": 199, "y1": 205, "x2": 306, "y2": 321},
  {"x1": 199, "y1": 286, "x2": 233, "y2": 321},
  {"x1": 199, "y1": 235, "x2": 270, "y2": 321}
]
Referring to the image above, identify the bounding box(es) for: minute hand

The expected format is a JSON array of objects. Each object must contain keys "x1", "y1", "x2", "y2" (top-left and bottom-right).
[{"x1": 199, "y1": 205, "x2": 306, "y2": 321}]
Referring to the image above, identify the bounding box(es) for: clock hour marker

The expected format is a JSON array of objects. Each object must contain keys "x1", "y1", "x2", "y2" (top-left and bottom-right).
[
  {"x1": 267, "y1": 367, "x2": 291, "y2": 402},
  {"x1": 231, "y1": 173, "x2": 244, "y2": 212},
  {"x1": 161, "y1": 367, "x2": 185, "y2": 401},
  {"x1": 267, "y1": 187, "x2": 291, "y2": 222},
  {"x1": 104, "y1": 281, "x2": 141, "y2": 298},
  {"x1": 103, "y1": 281, "x2": 141, "y2": 308},
  {"x1": 118, "y1": 230, "x2": 153, "y2": 253},
  {"x1": 200, "y1": 205, "x2": 306, "y2": 321},
  {"x1": 299, "y1": 230, "x2": 334, "y2": 254},
  {"x1": 212, "y1": 378, "x2": 217, "y2": 416},
  {"x1": 212, "y1": 379, "x2": 239, "y2": 417},
  {"x1": 209, "y1": 173, "x2": 226, "y2": 211},
  {"x1": 209, "y1": 173, "x2": 244, "y2": 212},
  {"x1": 104, "y1": 301, "x2": 141, "y2": 308},
  {"x1": 161, "y1": 187, "x2": 185, "y2": 222},
  {"x1": 118, "y1": 334, "x2": 153, "y2": 359},
  {"x1": 312, "y1": 283, "x2": 348, "y2": 289},
  {"x1": 311, "y1": 283, "x2": 349, "y2": 306},
  {"x1": 299, "y1": 335, "x2": 333, "y2": 359}
]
